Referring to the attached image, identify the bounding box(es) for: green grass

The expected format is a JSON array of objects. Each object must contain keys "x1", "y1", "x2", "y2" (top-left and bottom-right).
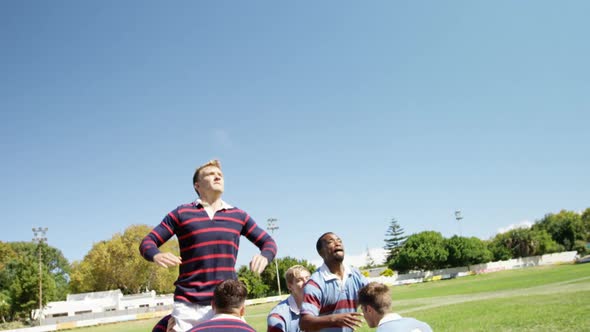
[
  {"x1": 72, "y1": 319, "x2": 157, "y2": 332},
  {"x1": 412, "y1": 290, "x2": 590, "y2": 331},
  {"x1": 71, "y1": 263, "x2": 590, "y2": 331},
  {"x1": 391, "y1": 263, "x2": 590, "y2": 300}
]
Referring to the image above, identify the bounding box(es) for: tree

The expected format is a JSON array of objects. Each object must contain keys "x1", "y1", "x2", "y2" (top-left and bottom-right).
[
  {"x1": 487, "y1": 233, "x2": 513, "y2": 261},
  {"x1": 390, "y1": 231, "x2": 448, "y2": 273},
  {"x1": 488, "y1": 228, "x2": 561, "y2": 260},
  {"x1": 383, "y1": 218, "x2": 407, "y2": 265},
  {"x1": 581, "y1": 208, "x2": 590, "y2": 243},
  {"x1": 0, "y1": 291, "x2": 10, "y2": 324},
  {"x1": 258, "y1": 256, "x2": 316, "y2": 296},
  {"x1": 237, "y1": 266, "x2": 268, "y2": 299},
  {"x1": 532, "y1": 229, "x2": 562, "y2": 255},
  {"x1": 0, "y1": 242, "x2": 17, "y2": 321},
  {"x1": 532, "y1": 210, "x2": 586, "y2": 252},
  {"x1": 69, "y1": 225, "x2": 178, "y2": 295},
  {"x1": 0, "y1": 241, "x2": 69, "y2": 323},
  {"x1": 445, "y1": 236, "x2": 492, "y2": 268}
]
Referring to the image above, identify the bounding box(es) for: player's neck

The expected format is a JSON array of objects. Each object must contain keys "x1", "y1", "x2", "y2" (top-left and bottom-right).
[
  {"x1": 326, "y1": 261, "x2": 345, "y2": 279},
  {"x1": 214, "y1": 310, "x2": 242, "y2": 319},
  {"x1": 294, "y1": 294, "x2": 304, "y2": 308},
  {"x1": 200, "y1": 193, "x2": 223, "y2": 208}
]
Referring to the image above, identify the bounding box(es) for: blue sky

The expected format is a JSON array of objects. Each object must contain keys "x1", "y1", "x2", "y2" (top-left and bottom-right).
[{"x1": 1, "y1": 1, "x2": 589, "y2": 269}]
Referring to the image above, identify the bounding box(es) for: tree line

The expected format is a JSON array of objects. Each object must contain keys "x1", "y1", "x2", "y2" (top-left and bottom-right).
[
  {"x1": 383, "y1": 208, "x2": 590, "y2": 273},
  {"x1": 1, "y1": 208, "x2": 589, "y2": 327},
  {"x1": 0, "y1": 224, "x2": 314, "y2": 327}
]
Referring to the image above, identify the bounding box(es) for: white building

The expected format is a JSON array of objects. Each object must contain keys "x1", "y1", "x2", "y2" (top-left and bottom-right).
[{"x1": 38, "y1": 290, "x2": 173, "y2": 320}]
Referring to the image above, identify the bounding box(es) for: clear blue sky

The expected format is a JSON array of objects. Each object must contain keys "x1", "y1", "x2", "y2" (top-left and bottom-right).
[{"x1": 1, "y1": 1, "x2": 589, "y2": 268}]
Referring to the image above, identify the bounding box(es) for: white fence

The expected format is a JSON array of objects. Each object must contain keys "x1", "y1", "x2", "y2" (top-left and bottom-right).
[{"x1": 367, "y1": 251, "x2": 578, "y2": 286}]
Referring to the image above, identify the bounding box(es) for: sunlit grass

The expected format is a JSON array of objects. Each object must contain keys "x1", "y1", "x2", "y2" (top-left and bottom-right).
[{"x1": 72, "y1": 263, "x2": 590, "y2": 332}]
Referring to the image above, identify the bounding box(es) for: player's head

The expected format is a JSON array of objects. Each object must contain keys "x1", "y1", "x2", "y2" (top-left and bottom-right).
[
  {"x1": 358, "y1": 282, "x2": 392, "y2": 328},
  {"x1": 285, "y1": 265, "x2": 311, "y2": 299},
  {"x1": 316, "y1": 232, "x2": 345, "y2": 263},
  {"x1": 212, "y1": 279, "x2": 247, "y2": 316},
  {"x1": 193, "y1": 159, "x2": 223, "y2": 197}
]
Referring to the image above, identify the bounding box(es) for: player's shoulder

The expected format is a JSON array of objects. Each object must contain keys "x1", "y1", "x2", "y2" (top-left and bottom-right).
[
  {"x1": 309, "y1": 269, "x2": 322, "y2": 280},
  {"x1": 305, "y1": 271, "x2": 324, "y2": 288},
  {"x1": 176, "y1": 202, "x2": 197, "y2": 210},
  {"x1": 222, "y1": 207, "x2": 253, "y2": 221},
  {"x1": 270, "y1": 298, "x2": 290, "y2": 314}
]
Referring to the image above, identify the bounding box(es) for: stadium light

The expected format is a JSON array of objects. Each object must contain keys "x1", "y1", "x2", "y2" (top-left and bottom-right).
[
  {"x1": 266, "y1": 218, "x2": 282, "y2": 296},
  {"x1": 455, "y1": 210, "x2": 463, "y2": 236},
  {"x1": 32, "y1": 227, "x2": 48, "y2": 326}
]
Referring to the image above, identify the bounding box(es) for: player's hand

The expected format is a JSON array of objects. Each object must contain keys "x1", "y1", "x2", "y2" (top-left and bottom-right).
[
  {"x1": 331, "y1": 312, "x2": 363, "y2": 330},
  {"x1": 249, "y1": 254, "x2": 269, "y2": 274},
  {"x1": 153, "y1": 252, "x2": 182, "y2": 268},
  {"x1": 166, "y1": 316, "x2": 175, "y2": 332}
]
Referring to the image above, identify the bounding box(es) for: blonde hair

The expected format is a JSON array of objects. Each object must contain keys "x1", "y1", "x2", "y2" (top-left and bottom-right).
[
  {"x1": 192, "y1": 160, "x2": 222, "y2": 195},
  {"x1": 284, "y1": 265, "x2": 310, "y2": 285}
]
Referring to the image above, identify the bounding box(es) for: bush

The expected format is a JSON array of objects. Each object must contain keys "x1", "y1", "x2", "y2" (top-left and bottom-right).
[{"x1": 380, "y1": 268, "x2": 394, "y2": 277}]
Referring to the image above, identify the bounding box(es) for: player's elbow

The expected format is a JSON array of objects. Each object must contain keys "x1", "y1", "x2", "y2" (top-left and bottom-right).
[{"x1": 299, "y1": 314, "x2": 314, "y2": 331}]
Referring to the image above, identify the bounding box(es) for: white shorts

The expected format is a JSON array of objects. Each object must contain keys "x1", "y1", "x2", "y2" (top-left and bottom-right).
[{"x1": 171, "y1": 301, "x2": 214, "y2": 332}]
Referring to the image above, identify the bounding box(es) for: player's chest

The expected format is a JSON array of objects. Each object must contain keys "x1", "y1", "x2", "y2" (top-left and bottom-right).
[{"x1": 178, "y1": 213, "x2": 243, "y2": 239}]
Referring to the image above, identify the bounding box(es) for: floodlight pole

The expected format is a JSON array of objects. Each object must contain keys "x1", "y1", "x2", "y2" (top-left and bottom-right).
[
  {"x1": 267, "y1": 218, "x2": 282, "y2": 296},
  {"x1": 32, "y1": 227, "x2": 48, "y2": 326},
  {"x1": 455, "y1": 210, "x2": 463, "y2": 236}
]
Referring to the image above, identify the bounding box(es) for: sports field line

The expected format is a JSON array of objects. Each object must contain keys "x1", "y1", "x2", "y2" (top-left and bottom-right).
[{"x1": 397, "y1": 275, "x2": 590, "y2": 314}]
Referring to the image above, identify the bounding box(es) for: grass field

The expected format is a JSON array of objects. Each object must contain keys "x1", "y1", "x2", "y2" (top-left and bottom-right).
[{"x1": 72, "y1": 263, "x2": 590, "y2": 331}]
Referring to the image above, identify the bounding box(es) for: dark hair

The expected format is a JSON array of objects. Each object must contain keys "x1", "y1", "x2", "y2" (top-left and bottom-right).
[
  {"x1": 316, "y1": 232, "x2": 334, "y2": 255},
  {"x1": 213, "y1": 279, "x2": 247, "y2": 313},
  {"x1": 358, "y1": 282, "x2": 392, "y2": 315}
]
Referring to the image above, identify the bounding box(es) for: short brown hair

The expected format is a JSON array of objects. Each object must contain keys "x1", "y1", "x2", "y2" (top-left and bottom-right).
[
  {"x1": 284, "y1": 265, "x2": 310, "y2": 285},
  {"x1": 358, "y1": 282, "x2": 392, "y2": 315},
  {"x1": 192, "y1": 160, "x2": 221, "y2": 194},
  {"x1": 213, "y1": 279, "x2": 247, "y2": 314}
]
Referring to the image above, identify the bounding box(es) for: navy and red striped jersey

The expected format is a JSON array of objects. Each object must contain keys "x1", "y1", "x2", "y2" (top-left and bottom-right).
[
  {"x1": 152, "y1": 314, "x2": 171, "y2": 332},
  {"x1": 140, "y1": 202, "x2": 277, "y2": 305},
  {"x1": 188, "y1": 317, "x2": 255, "y2": 332}
]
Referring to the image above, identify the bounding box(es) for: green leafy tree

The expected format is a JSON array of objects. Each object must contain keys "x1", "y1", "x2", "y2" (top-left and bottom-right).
[
  {"x1": 581, "y1": 208, "x2": 590, "y2": 245},
  {"x1": 0, "y1": 291, "x2": 10, "y2": 324},
  {"x1": 0, "y1": 242, "x2": 16, "y2": 323},
  {"x1": 7, "y1": 242, "x2": 69, "y2": 302},
  {"x1": 390, "y1": 231, "x2": 448, "y2": 273},
  {"x1": 383, "y1": 218, "x2": 407, "y2": 265},
  {"x1": 259, "y1": 256, "x2": 316, "y2": 296},
  {"x1": 0, "y1": 242, "x2": 68, "y2": 322},
  {"x1": 488, "y1": 228, "x2": 561, "y2": 260},
  {"x1": 69, "y1": 225, "x2": 178, "y2": 294},
  {"x1": 487, "y1": 233, "x2": 514, "y2": 261},
  {"x1": 532, "y1": 229, "x2": 562, "y2": 255},
  {"x1": 237, "y1": 266, "x2": 269, "y2": 299},
  {"x1": 445, "y1": 236, "x2": 493, "y2": 267},
  {"x1": 532, "y1": 210, "x2": 586, "y2": 251}
]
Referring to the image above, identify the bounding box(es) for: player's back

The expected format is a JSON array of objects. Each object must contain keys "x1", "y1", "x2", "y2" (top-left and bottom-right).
[
  {"x1": 377, "y1": 317, "x2": 432, "y2": 332},
  {"x1": 188, "y1": 317, "x2": 255, "y2": 332}
]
